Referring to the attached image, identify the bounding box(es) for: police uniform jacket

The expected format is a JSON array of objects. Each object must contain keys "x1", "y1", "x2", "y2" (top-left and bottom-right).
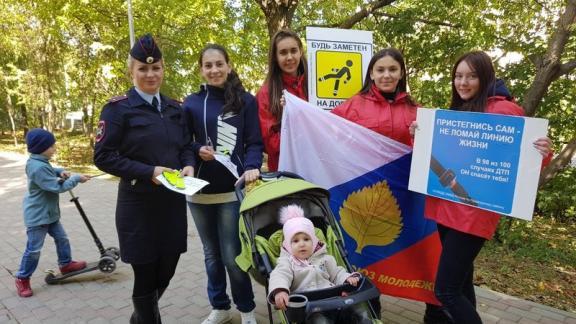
[{"x1": 94, "y1": 87, "x2": 195, "y2": 263}]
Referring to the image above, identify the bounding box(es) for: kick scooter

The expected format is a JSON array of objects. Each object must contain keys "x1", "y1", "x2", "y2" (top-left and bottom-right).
[{"x1": 45, "y1": 189, "x2": 119, "y2": 284}]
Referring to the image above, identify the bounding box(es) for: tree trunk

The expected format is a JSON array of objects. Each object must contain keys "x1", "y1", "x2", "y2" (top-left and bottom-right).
[
  {"x1": 6, "y1": 94, "x2": 18, "y2": 146},
  {"x1": 539, "y1": 137, "x2": 576, "y2": 187},
  {"x1": 82, "y1": 99, "x2": 92, "y2": 138},
  {"x1": 20, "y1": 103, "x2": 29, "y2": 134},
  {"x1": 522, "y1": 0, "x2": 576, "y2": 117},
  {"x1": 89, "y1": 96, "x2": 96, "y2": 147},
  {"x1": 521, "y1": 0, "x2": 576, "y2": 188},
  {"x1": 337, "y1": 0, "x2": 396, "y2": 29},
  {"x1": 46, "y1": 85, "x2": 56, "y2": 131},
  {"x1": 45, "y1": 101, "x2": 54, "y2": 131},
  {"x1": 255, "y1": 0, "x2": 299, "y2": 37}
]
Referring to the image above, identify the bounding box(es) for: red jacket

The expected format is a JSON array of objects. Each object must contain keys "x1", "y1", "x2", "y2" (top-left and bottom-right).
[
  {"x1": 332, "y1": 84, "x2": 417, "y2": 146},
  {"x1": 256, "y1": 73, "x2": 307, "y2": 171},
  {"x1": 425, "y1": 96, "x2": 528, "y2": 239}
]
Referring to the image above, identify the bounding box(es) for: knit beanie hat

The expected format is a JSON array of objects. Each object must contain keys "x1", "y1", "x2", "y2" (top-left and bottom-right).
[
  {"x1": 26, "y1": 128, "x2": 56, "y2": 154},
  {"x1": 280, "y1": 204, "x2": 319, "y2": 252}
]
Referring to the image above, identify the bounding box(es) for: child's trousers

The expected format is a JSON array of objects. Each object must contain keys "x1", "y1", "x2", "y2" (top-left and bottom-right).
[{"x1": 16, "y1": 221, "x2": 72, "y2": 279}]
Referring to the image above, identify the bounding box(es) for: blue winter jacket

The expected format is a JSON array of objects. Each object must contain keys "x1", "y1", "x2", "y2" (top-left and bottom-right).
[
  {"x1": 183, "y1": 84, "x2": 263, "y2": 194},
  {"x1": 23, "y1": 154, "x2": 82, "y2": 227}
]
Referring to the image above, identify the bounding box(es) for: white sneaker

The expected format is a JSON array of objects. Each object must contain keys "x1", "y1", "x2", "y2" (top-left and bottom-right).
[
  {"x1": 202, "y1": 309, "x2": 232, "y2": 324},
  {"x1": 240, "y1": 311, "x2": 257, "y2": 324}
]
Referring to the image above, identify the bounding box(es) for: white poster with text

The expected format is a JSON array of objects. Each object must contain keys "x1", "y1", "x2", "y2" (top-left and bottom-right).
[{"x1": 409, "y1": 108, "x2": 548, "y2": 220}]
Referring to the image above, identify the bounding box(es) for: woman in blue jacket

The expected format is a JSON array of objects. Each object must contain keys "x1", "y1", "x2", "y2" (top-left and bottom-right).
[{"x1": 183, "y1": 44, "x2": 263, "y2": 324}]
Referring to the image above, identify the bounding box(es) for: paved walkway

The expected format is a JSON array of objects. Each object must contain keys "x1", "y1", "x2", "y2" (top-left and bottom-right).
[{"x1": 0, "y1": 151, "x2": 575, "y2": 324}]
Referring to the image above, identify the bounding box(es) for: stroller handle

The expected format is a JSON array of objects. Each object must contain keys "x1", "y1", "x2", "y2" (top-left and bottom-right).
[
  {"x1": 284, "y1": 276, "x2": 382, "y2": 323},
  {"x1": 234, "y1": 171, "x2": 305, "y2": 201}
]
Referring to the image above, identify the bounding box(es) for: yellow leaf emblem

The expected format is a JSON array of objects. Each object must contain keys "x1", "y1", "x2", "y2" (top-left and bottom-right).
[{"x1": 339, "y1": 180, "x2": 403, "y2": 253}]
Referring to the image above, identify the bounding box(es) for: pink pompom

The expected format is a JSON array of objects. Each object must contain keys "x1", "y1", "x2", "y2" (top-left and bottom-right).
[{"x1": 279, "y1": 205, "x2": 305, "y2": 224}]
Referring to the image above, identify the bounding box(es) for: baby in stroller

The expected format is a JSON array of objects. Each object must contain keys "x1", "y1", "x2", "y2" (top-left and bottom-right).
[{"x1": 267, "y1": 204, "x2": 371, "y2": 323}]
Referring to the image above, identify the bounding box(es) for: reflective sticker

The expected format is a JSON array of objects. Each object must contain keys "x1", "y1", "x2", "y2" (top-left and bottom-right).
[{"x1": 96, "y1": 120, "x2": 105, "y2": 142}]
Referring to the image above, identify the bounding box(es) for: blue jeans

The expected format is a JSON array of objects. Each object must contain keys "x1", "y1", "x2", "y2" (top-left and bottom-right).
[
  {"x1": 188, "y1": 201, "x2": 255, "y2": 313},
  {"x1": 16, "y1": 221, "x2": 72, "y2": 279}
]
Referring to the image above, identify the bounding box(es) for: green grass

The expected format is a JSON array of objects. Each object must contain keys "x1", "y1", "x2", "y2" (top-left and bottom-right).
[{"x1": 476, "y1": 215, "x2": 576, "y2": 312}]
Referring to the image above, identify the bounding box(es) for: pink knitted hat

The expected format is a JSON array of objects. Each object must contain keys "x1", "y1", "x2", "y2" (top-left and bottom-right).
[{"x1": 280, "y1": 204, "x2": 319, "y2": 252}]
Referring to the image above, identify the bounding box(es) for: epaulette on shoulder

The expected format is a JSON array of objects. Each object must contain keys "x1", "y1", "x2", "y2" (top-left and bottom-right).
[{"x1": 108, "y1": 95, "x2": 128, "y2": 103}]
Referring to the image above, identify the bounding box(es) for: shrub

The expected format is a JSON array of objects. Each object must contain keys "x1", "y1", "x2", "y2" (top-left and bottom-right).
[{"x1": 536, "y1": 167, "x2": 576, "y2": 223}]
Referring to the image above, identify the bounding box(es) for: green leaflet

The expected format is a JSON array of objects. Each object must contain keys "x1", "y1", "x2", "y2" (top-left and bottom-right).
[{"x1": 163, "y1": 170, "x2": 185, "y2": 189}]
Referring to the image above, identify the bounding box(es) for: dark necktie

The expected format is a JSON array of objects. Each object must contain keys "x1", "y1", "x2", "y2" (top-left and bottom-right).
[{"x1": 152, "y1": 96, "x2": 159, "y2": 111}]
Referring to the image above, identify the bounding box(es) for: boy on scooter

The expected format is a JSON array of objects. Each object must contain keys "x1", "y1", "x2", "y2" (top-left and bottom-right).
[{"x1": 15, "y1": 128, "x2": 91, "y2": 297}]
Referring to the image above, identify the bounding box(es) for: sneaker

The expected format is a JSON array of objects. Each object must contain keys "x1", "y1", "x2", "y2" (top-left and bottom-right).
[
  {"x1": 59, "y1": 260, "x2": 87, "y2": 274},
  {"x1": 202, "y1": 309, "x2": 232, "y2": 324},
  {"x1": 15, "y1": 278, "x2": 33, "y2": 297},
  {"x1": 240, "y1": 311, "x2": 257, "y2": 324}
]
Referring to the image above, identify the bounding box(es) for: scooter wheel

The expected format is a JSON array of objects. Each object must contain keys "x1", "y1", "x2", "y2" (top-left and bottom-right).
[
  {"x1": 98, "y1": 256, "x2": 116, "y2": 273},
  {"x1": 45, "y1": 272, "x2": 57, "y2": 284},
  {"x1": 104, "y1": 247, "x2": 120, "y2": 261}
]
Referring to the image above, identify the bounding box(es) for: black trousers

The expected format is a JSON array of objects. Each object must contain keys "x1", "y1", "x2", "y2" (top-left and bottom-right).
[
  {"x1": 434, "y1": 224, "x2": 486, "y2": 324},
  {"x1": 131, "y1": 254, "x2": 180, "y2": 297}
]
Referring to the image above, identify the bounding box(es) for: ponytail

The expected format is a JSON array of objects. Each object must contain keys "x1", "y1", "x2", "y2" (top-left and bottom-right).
[{"x1": 222, "y1": 69, "x2": 245, "y2": 115}]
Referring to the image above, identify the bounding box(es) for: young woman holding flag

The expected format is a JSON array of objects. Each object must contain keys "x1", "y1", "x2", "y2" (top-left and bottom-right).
[
  {"x1": 257, "y1": 29, "x2": 308, "y2": 171},
  {"x1": 333, "y1": 48, "x2": 450, "y2": 323}
]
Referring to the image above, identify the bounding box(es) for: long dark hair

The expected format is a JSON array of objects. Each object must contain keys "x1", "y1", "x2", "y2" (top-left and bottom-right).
[
  {"x1": 265, "y1": 29, "x2": 308, "y2": 123},
  {"x1": 360, "y1": 48, "x2": 415, "y2": 105},
  {"x1": 450, "y1": 51, "x2": 496, "y2": 112},
  {"x1": 199, "y1": 44, "x2": 245, "y2": 115}
]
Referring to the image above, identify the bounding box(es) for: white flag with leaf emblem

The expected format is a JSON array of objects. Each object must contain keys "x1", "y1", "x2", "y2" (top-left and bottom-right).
[{"x1": 279, "y1": 91, "x2": 442, "y2": 304}]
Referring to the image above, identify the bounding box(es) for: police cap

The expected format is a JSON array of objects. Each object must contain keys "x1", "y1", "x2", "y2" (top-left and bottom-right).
[{"x1": 130, "y1": 34, "x2": 162, "y2": 64}]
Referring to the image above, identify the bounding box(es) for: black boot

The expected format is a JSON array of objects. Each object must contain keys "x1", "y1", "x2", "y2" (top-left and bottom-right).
[
  {"x1": 130, "y1": 291, "x2": 161, "y2": 324},
  {"x1": 424, "y1": 303, "x2": 453, "y2": 324}
]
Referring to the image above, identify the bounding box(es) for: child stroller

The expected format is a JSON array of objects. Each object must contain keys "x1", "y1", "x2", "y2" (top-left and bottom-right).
[{"x1": 235, "y1": 172, "x2": 382, "y2": 323}]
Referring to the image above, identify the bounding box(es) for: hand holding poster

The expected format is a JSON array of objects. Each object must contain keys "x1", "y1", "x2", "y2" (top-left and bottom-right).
[{"x1": 409, "y1": 108, "x2": 548, "y2": 220}]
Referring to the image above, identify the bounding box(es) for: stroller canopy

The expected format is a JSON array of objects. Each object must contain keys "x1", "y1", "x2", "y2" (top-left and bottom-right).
[{"x1": 240, "y1": 178, "x2": 329, "y2": 213}]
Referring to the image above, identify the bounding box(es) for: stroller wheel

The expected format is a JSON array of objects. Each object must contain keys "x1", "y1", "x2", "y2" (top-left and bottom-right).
[
  {"x1": 104, "y1": 247, "x2": 120, "y2": 260},
  {"x1": 98, "y1": 256, "x2": 116, "y2": 273}
]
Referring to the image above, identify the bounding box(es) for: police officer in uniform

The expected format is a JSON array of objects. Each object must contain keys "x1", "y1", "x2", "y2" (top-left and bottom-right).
[{"x1": 94, "y1": 34, "x2": 195, "y2": 324}]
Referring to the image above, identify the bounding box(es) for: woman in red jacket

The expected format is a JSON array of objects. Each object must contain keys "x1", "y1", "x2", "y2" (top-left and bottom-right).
[
  {"x1": 332, "y1": 48, "x2": 417, "y2": 146},
  {"x1": 256, "y1": 29, "x2": 308, "y2": 171},
  {"x1": 333, "y1": 48, "x2": 449, "y2": 324},
  {"x1": 420, "y1": 51, "x2": 552, "y2": 323}
]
